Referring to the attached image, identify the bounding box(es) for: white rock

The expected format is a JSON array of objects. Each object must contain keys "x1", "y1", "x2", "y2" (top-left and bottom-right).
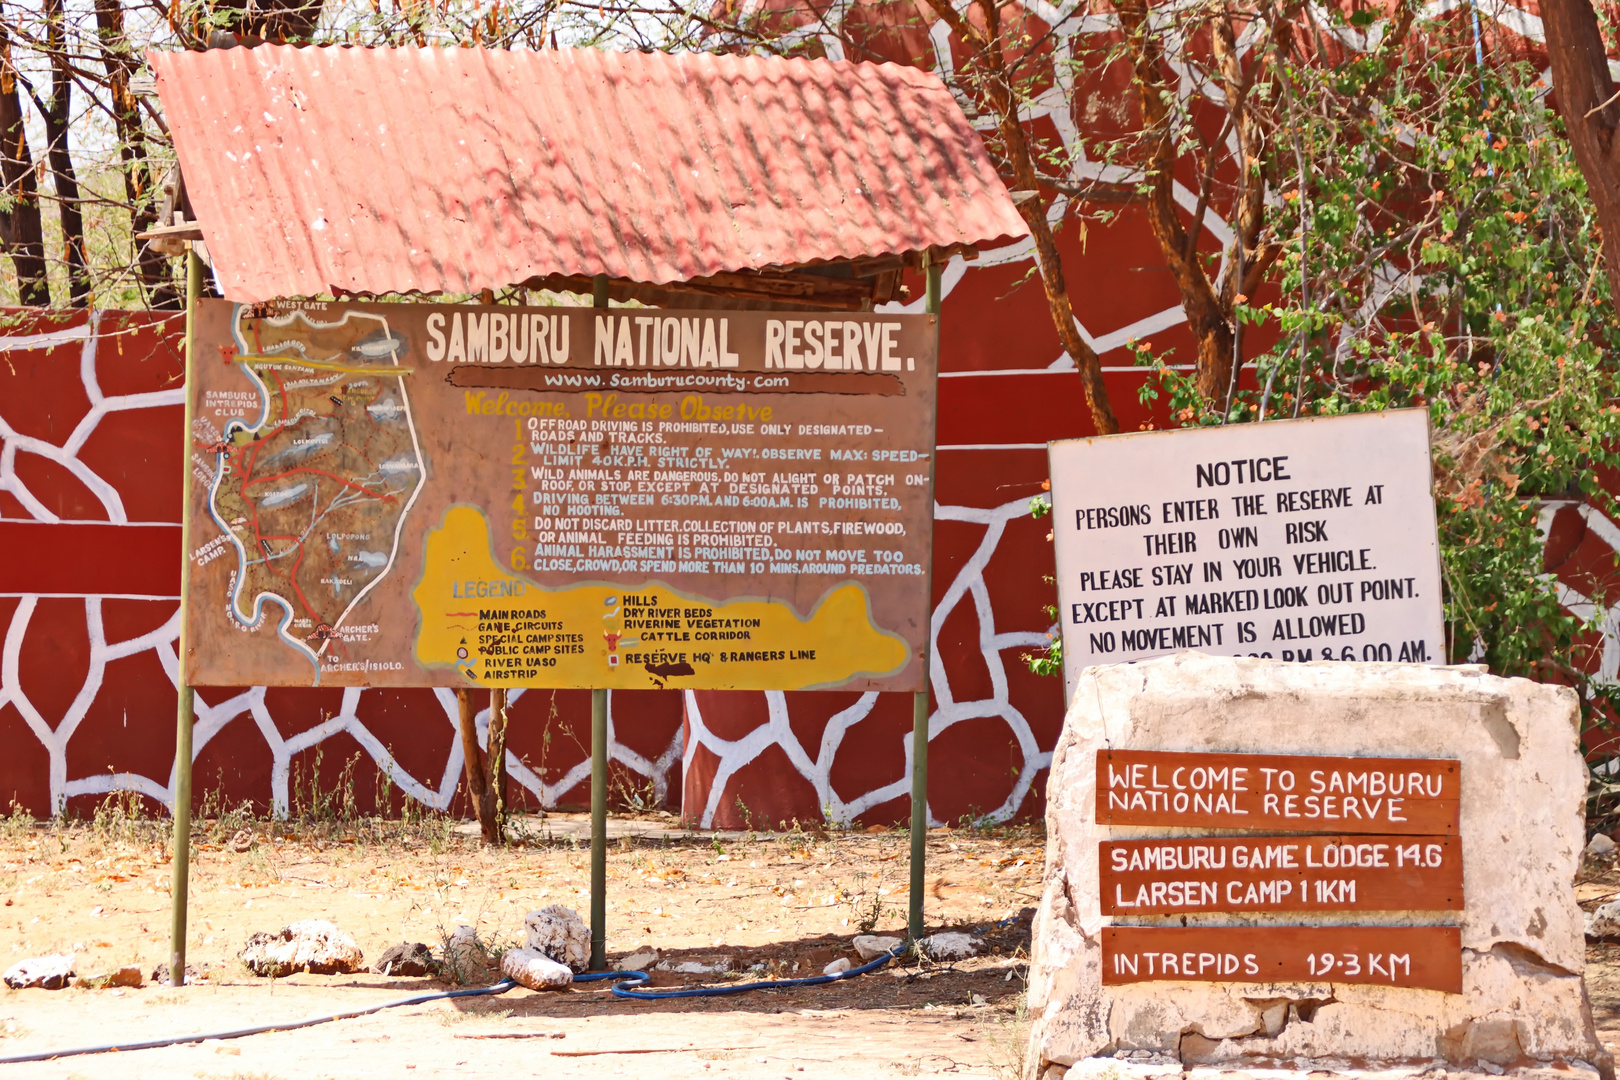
[
  {"x1": 77, "y1": 965, "x2": 143, "y2": 989},
  {"x1": 1586, "y1": 832, "x2": 1616, "y2": 857},
  {"x1": 239, "y1": 921, "x2": 363, "y2": 977},
  {"x1": 1586, "y1": 899, "x2": 1620, "y2": 940},
  {"x1": 524, "y1": 905, "x2": 590, "y2": 973},
  {"x1": 853, "y1": 934, "x2": 903, "y2": 961},
  {"x1": 442, "y1": 925, "x2": 488, "y2": 982},
  {"x1": 3, "y1": 954, "x2": 75, "y2": 990},
  {"x1": 1025, "y1": 654, "x2": 1603, "y2": 1077},
  {"x1": 500, "y1": 947, "x2": 572, "y2": 990},
  {"x1": 617, "y1": 948, "x2": 659, "y2": 972},
  {"x1": 823, "y1": 957, "x2": 852, "y2": 976},
  {"x1": 922, "y1": 932, "x2": 979, "y2": 960}
]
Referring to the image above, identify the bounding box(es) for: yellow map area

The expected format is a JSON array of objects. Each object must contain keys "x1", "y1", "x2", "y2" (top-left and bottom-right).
[{"x1": 412, "y1": 506, "x2": 911, "y2": 689}]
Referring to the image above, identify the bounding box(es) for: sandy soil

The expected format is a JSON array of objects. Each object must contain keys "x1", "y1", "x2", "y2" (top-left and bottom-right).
[
  {"x1": 0, "y1": 812, "x2": 1042, "y2": 1078},
  {"x1": 1578, "y1": 862, "x2": 1620, "y2": 1053},
  {"x1": 10, "y1": 812, "x2": 1620, "y2": 1080}
]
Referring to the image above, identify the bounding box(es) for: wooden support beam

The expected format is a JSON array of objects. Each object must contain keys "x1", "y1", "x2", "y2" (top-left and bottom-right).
[
  {"x1": 136, "y1": 221, "x2": 205, "y2": 242},
  {"x1": 528, "y1": 270, "x2": 882, "y2": 311}
]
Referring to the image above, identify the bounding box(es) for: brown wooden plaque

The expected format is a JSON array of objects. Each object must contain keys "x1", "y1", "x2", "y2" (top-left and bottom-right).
[
  {"x1": 1100, "y1": 835, "x2": 1462, "y2": 914},
  {"x1": 1102, "y1": 925, "x2": 1461, "y2": 993},
  {"x1": 1096, "y1": 749, "x2": 1459, "y2": 834}
]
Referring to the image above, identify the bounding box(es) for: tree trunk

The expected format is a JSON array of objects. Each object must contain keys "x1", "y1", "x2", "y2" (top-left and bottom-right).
[
  {"x1": 212, "y1": 0, "x2": 325, "y2": 43},
  {"x1": 43, "y1": 0, "x2": 89, "y2": 306},
  {"x1": 915, "y1": 0, "x2": 1120, "y2": 435},
  {"x1": 92, "y1": 0, "x2": 178, "y2": 309},
  {"x1": 1114, "y1": 0, "x2": 1236, "y2": 406},
  {"x1": 0, "y1": 27, "x2": 49, "y2": 307},
  {"x1": 1541, "y1": 0, "x2": 1620, "y2": 306},
  {"x1": 454, "y1": 687, "x2": 500, "y2": 845},
  {"x1": 1012, "y1": 198, "x2": 1121, "y2": 436}
]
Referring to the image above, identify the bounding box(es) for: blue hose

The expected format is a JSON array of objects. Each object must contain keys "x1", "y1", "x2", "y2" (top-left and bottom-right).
[
  {"x1": 0, "y1": 945, "x2": 910, "y2": 1063},
  {"x1": 578, "y1": 944, "x2": 905, "y2": 999}
]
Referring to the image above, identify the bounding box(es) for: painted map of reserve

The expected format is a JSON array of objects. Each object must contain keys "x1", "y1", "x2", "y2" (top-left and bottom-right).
[
  {"x1": 185, "y1": 298, "x2": 937, "y2": 692},
  {"x1": 204, "y1": 307, "x2": 424, "y2": 675}
]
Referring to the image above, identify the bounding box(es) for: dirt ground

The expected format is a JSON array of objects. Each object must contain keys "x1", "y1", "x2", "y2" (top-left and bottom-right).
[
  {"x1": 1579, "y1": 861, "x2": 1620, "y2": 1054},
  {"x1": 8, "y1": 809, "x2": 1620, "y2": 1080},
  {"x1": 0, "y1": 810, "x2": 1043, "y2": 1078}
]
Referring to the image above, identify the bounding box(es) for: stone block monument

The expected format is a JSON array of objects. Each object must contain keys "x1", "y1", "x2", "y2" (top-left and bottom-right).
[{"x1": 1024, "y1": 653, "x2": 1606, "y2": 1080}]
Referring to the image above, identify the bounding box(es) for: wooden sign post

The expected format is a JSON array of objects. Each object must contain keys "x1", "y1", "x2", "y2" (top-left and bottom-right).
[{"x1": 169, "y1": 247, "x2": 205, "y2": 986}]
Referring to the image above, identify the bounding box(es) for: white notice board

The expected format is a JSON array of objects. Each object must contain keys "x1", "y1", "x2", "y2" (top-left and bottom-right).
[{"x1": 1048, "y1": 410, "x2": 1445, "y2": 703}]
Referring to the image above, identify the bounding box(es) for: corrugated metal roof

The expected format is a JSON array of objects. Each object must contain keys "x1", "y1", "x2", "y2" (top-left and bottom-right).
[{"x1": 149, "y1": 45, "x2": 1027, "y2": 302}]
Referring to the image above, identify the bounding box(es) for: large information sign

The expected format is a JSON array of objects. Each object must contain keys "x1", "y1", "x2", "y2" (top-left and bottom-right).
[
  {"x1": 184, "y1": 299, "x2": 936, "y2": 690},
  {"x1": 1048, "y1": 410, "x2": 1443, "y2": 700}
]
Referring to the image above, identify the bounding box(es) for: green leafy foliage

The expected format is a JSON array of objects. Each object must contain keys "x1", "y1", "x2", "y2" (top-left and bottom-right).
[
  {"x1": 1126, "y1": 26, "x2": 1620, "y2": 718},
  {"x1": 1023, "y1": 17, "x2": 1620, "y2": 760}
]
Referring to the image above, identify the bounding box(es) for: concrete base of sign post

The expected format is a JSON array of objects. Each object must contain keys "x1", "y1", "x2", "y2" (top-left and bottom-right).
[{"x1": 1024, "y1": 653, "x2": 1606, "y2": 1080}]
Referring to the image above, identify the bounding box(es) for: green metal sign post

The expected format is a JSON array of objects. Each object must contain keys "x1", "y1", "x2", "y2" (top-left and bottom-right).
[
  {"x1": 910, "y1": 259, "x2": 942, "y2": 943},
  {"x1": 590, "y1": 273, "x2": 611, "y2": 971},
  {"x1": 169, "y1": 247, "x2": 204, "y2": 986}
]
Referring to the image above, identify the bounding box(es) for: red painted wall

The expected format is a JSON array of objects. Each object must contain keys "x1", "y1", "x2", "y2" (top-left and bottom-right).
[{"x1": 0, "y1": 242, "x2": 1123, "y2": 826}]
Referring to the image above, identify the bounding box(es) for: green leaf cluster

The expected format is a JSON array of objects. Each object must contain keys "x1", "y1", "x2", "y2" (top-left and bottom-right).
[{"x1": 1131, "y1": 27, "x2": 1620, "y2": 722}]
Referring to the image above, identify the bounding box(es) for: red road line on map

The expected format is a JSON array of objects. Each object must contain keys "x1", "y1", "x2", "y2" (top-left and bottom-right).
[
  {"x1": 224, "y1": 354, "x2": 388, "y2": 640},
  {"x1": 222, "y1": 368, "x2": 336, "y2": 633},
  {"x1": 245, "y1": 439, "x2": 265, "y2": 479},
  {"x1": 249, "y1": 522, "x2": 326, "y2": 628},
  {"x1": 242, "y1": 466, "x2": 395, "y2": 502},
  {"x1": 286, "y1": 541, "x2": 324, "y2": 626},
  {"x1": 265, "y1": 367, "x2": 289, "y2": 421}
]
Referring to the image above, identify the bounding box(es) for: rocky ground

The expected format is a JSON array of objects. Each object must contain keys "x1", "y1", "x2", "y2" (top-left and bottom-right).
[
  {"x1": 0, "y1": 810, "x2": 1042, "y2": 1078},
  {"x1": 1579, "y1": 852, "x2": 1620, "y2": 1054},
  {"x1": 3, "y1": 810, "x2": 1620, "y2": 1080}
]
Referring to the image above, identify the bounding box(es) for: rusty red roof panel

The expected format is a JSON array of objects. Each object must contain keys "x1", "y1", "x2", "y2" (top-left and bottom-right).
[{"x1": 149, "y1": 45, "x2": 1027, "y2": 302}]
